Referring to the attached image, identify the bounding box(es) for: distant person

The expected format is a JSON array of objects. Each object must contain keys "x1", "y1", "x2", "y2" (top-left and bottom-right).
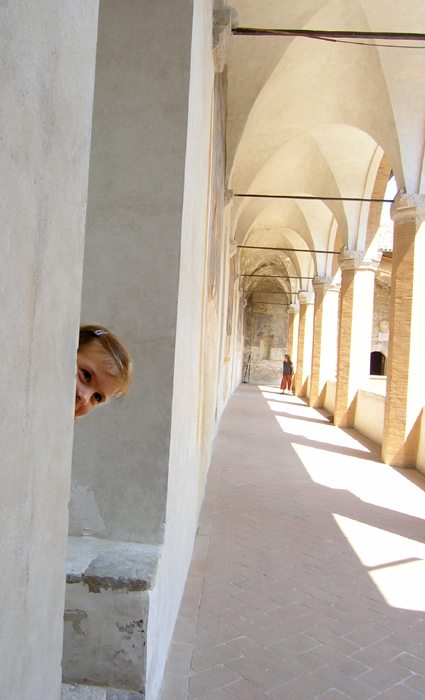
[
  {"x1": 280, "y1": 354, "x2": 294, "y2": 394},
  {"x1": 75, "y1": 325, "x2": 132, "y2": 417}
]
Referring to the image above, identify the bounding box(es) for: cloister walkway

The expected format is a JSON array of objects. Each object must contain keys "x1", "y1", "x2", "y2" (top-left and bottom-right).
[{"x1": 160, "y1": 384, "x2": 425, "y2": 700}]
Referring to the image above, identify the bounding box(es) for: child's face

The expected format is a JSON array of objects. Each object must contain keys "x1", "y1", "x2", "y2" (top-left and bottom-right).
[{"x1": 75, "y1": 343, "x2": 119, "y2": 418}]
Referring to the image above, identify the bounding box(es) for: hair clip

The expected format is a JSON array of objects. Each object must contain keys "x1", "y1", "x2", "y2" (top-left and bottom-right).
[{"x1": 93, "y1": 329, "x2": 108, "y2": 336}]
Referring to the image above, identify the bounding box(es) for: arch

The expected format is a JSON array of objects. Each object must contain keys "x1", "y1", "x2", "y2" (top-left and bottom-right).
[{"x1": 370, "y1": 351, "x2": 387, "y2": 376}]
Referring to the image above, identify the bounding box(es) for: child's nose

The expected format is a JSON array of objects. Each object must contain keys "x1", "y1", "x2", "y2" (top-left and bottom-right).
[{"x1": 78, "y1": 383, "x2": 92, "y2": 404}]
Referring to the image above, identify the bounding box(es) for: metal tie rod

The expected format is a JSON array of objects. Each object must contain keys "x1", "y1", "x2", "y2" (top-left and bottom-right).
[
  {"x1": 233, "y1": 193, "x2": 392, "y2": 203},
  {"x1": 232, "y1": 28, "x2": 425, "y2": 41},
  {"x1": 238, "y1": 245, "x2": 339, "y2": 254}
]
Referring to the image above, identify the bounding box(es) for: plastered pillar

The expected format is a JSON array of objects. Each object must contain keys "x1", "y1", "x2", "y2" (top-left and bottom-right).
[
  {"x1": 334, "y1": 250, "x2": 380, "y2": 427},
  {"x1": 382, "y1": 193, "x2": 425, "y2": 467},
  {"x1": 0, "y1": 3, "x2": 99, "y2": 699},
  {"x1": 287, "y1": 303, "x2": 299, "y2": 369},
  {"x1": 294, "y1": 292, "x2": 314, "y2": 397},
  {"x1": 309, "y1": 277, "x2": 340, "y2": 408}
]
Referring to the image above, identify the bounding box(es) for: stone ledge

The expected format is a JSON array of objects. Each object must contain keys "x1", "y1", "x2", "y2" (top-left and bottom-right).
[
  {"x1": 62, "y1": 683, "x2": 106, "y2": 700},
  {"x1": 66, "y1": 537, "x2": 159, "y2": 593},
  {"x1": 62, "y1": 683, "x2": 144, "y2": 700}
]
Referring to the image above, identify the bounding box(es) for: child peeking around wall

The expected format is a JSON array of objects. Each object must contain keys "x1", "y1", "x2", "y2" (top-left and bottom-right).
[{"x1": 75, "y1": 325, "x2": 132, "y2": 418}]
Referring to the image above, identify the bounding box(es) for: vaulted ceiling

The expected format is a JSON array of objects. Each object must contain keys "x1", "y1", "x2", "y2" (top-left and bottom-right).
[{"x1": 226, "y1": 0, "x2": 425, "y2": 301}]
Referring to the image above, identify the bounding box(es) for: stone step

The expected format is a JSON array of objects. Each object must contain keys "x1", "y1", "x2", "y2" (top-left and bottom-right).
[{"x1": 62, "y1": 683, "x2": 144, "y2": 700}]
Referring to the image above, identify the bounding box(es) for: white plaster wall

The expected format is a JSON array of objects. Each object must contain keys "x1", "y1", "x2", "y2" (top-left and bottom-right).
[
  {"x1": 146, "y1": 1, "x2": 216, "y2": 696},
  {"x1": 0, "y1": 2, "x2": 99, "y2": 698},
  {"x1": 354, "y1": 390, "x2": 386, "y2": 446},
  {"x1": 324, "y1": 380, "x2": 336, "y2": 415},
  {"x1": 70, "y1": 0, "x2": 195, "y2": 544},
  {"x1": 368, "y1": 376, "x2": 387, "y2": 395}
]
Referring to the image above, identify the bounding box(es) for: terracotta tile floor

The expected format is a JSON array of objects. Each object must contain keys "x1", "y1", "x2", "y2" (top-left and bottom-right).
[{"x1": 159, "y1": 384, "x2": 425, "y2": 700}]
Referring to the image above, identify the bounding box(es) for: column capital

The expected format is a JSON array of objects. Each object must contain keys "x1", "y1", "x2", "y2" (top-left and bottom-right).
[
  {"x1": 213, "y1": 8, "x2": 232, "y2": 73},
  {"x1": 229, "y1": 237, "x2": 237, "y2": 257},
  {"x1": 313, "y1": 276, "x2": 340, "y2": 293},
  {"x1": 287, "y1": 303, "x2": 300, "y2": 315},
  {"x1": 338, "y1": 249, "x2": 382, "y2": 272},
  {"x1": 391, "y1": 191, "x2": 425, "y2": 225},
  {"x1": 298, "y1": 291, "x2": 314, "y2": 305}
]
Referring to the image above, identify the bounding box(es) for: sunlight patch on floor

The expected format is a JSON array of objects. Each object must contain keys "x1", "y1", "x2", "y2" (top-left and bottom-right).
[
  {"x1": 334, "y1": 514, "x2": 425, "y2": 612},
  {"x1": 290, "y1": 442, "x2": 425, "y2": 519},
  {"x1": 274, "y1": 412, "x2": 371, "y2": 451}
]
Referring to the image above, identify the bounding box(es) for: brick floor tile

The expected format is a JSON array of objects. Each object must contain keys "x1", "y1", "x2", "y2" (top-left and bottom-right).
[
  {"x1": 303, "y1": 611, "x2": 358, "y2": 638},
  {"x1": 344, "y1": 623, "x2": 392, "y2": 648},
  {"x1": 359, "y1": 660, "x2": 412, "y2": 692},
  {"x1": 265, "y1": 601, "x2": 313, "y2": 623},
  {"x1": 172, "y1": 615, "x2": 199, "y2": 644},
  {"x1": 268, "y1": 672, "x2": 332, "y2": 700},
  {"x1": 189, "y1": 689, "x2": 235, "y2": 700},
  {"x1": 227, "y1": 603, "x2": 280, "y2": 628},
  {"x1": 197, "y1": 609, "x2": 243, "y2": 633},
  {"x1": 224, "y1": 655, "x2": 292, "y2": 691},
  {"x1": 311, "y1": 665, "x2": 378, "y2": 700},
  {"x1": 226, "y1": 651, "x2": 324, "y2": 691},
  {"x1": 310, "y1": 645, "x2": 369, "y2": 678},
  {"x1": 306, "y1": 623, "x2": 361, "y2": 655},
  {"x1": 223, "y1": 678, "x2": 273, "y2": 700},
  {"x1": 198, "y1": 594, "x2": 245, "y2": 617},
  {"x1": 159, "y1": 672, "x2": 189, "y2": 700},
  {"x1": 225, "y1": 636, "x2": 289, "y2": 671},
  {"x1": 394, "y1": 653, "x2": 425, "y2": 676},
  {"x1": 195, "y1": 626, "x2": 242, "y2": 651},
  {"x1": 268, "y1": 633, "x2": 321, "y2": 659},
  {"x1": 375, "y1": 684, "x2": 425, "y2": 699},
  {"x1": 191, "y1": 643, "x2": 242, "y2": 673},
  {"x1": 228, "y1": 587, "x2": 278, "y2": 613},
  {"x1": 403, "y1": 674, "x2": 425, "y2": 696},
  {"x1": 188, "y1": 666, "x2": 241, "y2": 699},
  {"x1": 351, "y1": 639, "x2": 401, "y2": 667},
  {"x1": 314, "y1": 690, "x2": 352, "y2": 700},
  {"x1": 165, "y1": 642, "x2": 194, "y2": 676}
]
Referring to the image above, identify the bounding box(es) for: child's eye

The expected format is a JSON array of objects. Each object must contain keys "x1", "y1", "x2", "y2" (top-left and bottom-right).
[
  {"x1": 94, "y1": 393, "x2": 102, "y2": 403},
  {"x1": 83, "y1": 370, "x2": 91, "y2": 382}
]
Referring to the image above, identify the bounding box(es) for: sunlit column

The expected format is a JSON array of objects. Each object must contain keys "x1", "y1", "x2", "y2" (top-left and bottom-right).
[
  {"x1": 382, "y1": 193, "x2": 425, "y2": 467},
  {"x1": 334, "y1": 250, "x2": 380, "y2": 427},
  {"x1": 294, "y1": 292, "x2": 314, "y2": 397},
  {"x1": 286, "y1": 303, "x2": 299, "y2": 368},
  {"x1": 309, "y1": 277, "x2": 340, "y2": 408}
]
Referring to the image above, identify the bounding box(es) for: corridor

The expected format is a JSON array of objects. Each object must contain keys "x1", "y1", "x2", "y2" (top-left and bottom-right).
[{"x1": 160, "y1": 384, "x2": 425, "y2": 700}]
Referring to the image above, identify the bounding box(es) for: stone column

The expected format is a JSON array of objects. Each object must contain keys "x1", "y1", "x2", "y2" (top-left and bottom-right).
[
  {"x1": 382, "y1": 193, "x2": 425, "y2": 467},
  {"x1": 294, "y1": 292, "x2": 314, "y2": 396},
  {"x1": 334, "y1": 250, "x2": 380, "y2": 427},
  {"x1": 287, "y1": 303, "x2": 299, "y2": 368},
  {"x1": 309, "y1": 277, "x2": 340, "y2": 408}
]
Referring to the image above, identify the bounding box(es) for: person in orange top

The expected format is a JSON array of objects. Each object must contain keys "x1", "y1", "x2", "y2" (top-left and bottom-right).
[{"x1": 280, "y1": 354, "x2": 294, "y2": 394}]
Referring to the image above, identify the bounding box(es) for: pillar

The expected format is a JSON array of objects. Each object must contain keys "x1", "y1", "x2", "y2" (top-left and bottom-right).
[
  {"x1": 294, "y1": 292, "x2": 314, "y2": 397},
  {"x1": 287, "y1": 303, "x2": 299, "y2": 369},
  {"x1": 64, "y1": 1, "x2": 216, "y2": 697},
  {"x1": 334, "y1": 250, "x2": 380, "y2": 427},
  {"x1": 309, "y1": 277, "x2": 340, "y2": 407},
  {"x1": 0, "y1": 3, "x2": 99, "y2": 699},
  {"x1": 382, "y1": 193, "x2": 425, "y2": 467}
]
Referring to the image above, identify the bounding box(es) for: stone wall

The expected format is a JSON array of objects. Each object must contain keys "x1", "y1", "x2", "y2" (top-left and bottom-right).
[{"x1": 243, "y1": 293, "x2": 289, "y2": 385}]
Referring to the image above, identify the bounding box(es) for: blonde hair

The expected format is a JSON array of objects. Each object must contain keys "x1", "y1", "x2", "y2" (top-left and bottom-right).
[{"x1": 78, "y1": 324, "x2": 132, "y2": 398}]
